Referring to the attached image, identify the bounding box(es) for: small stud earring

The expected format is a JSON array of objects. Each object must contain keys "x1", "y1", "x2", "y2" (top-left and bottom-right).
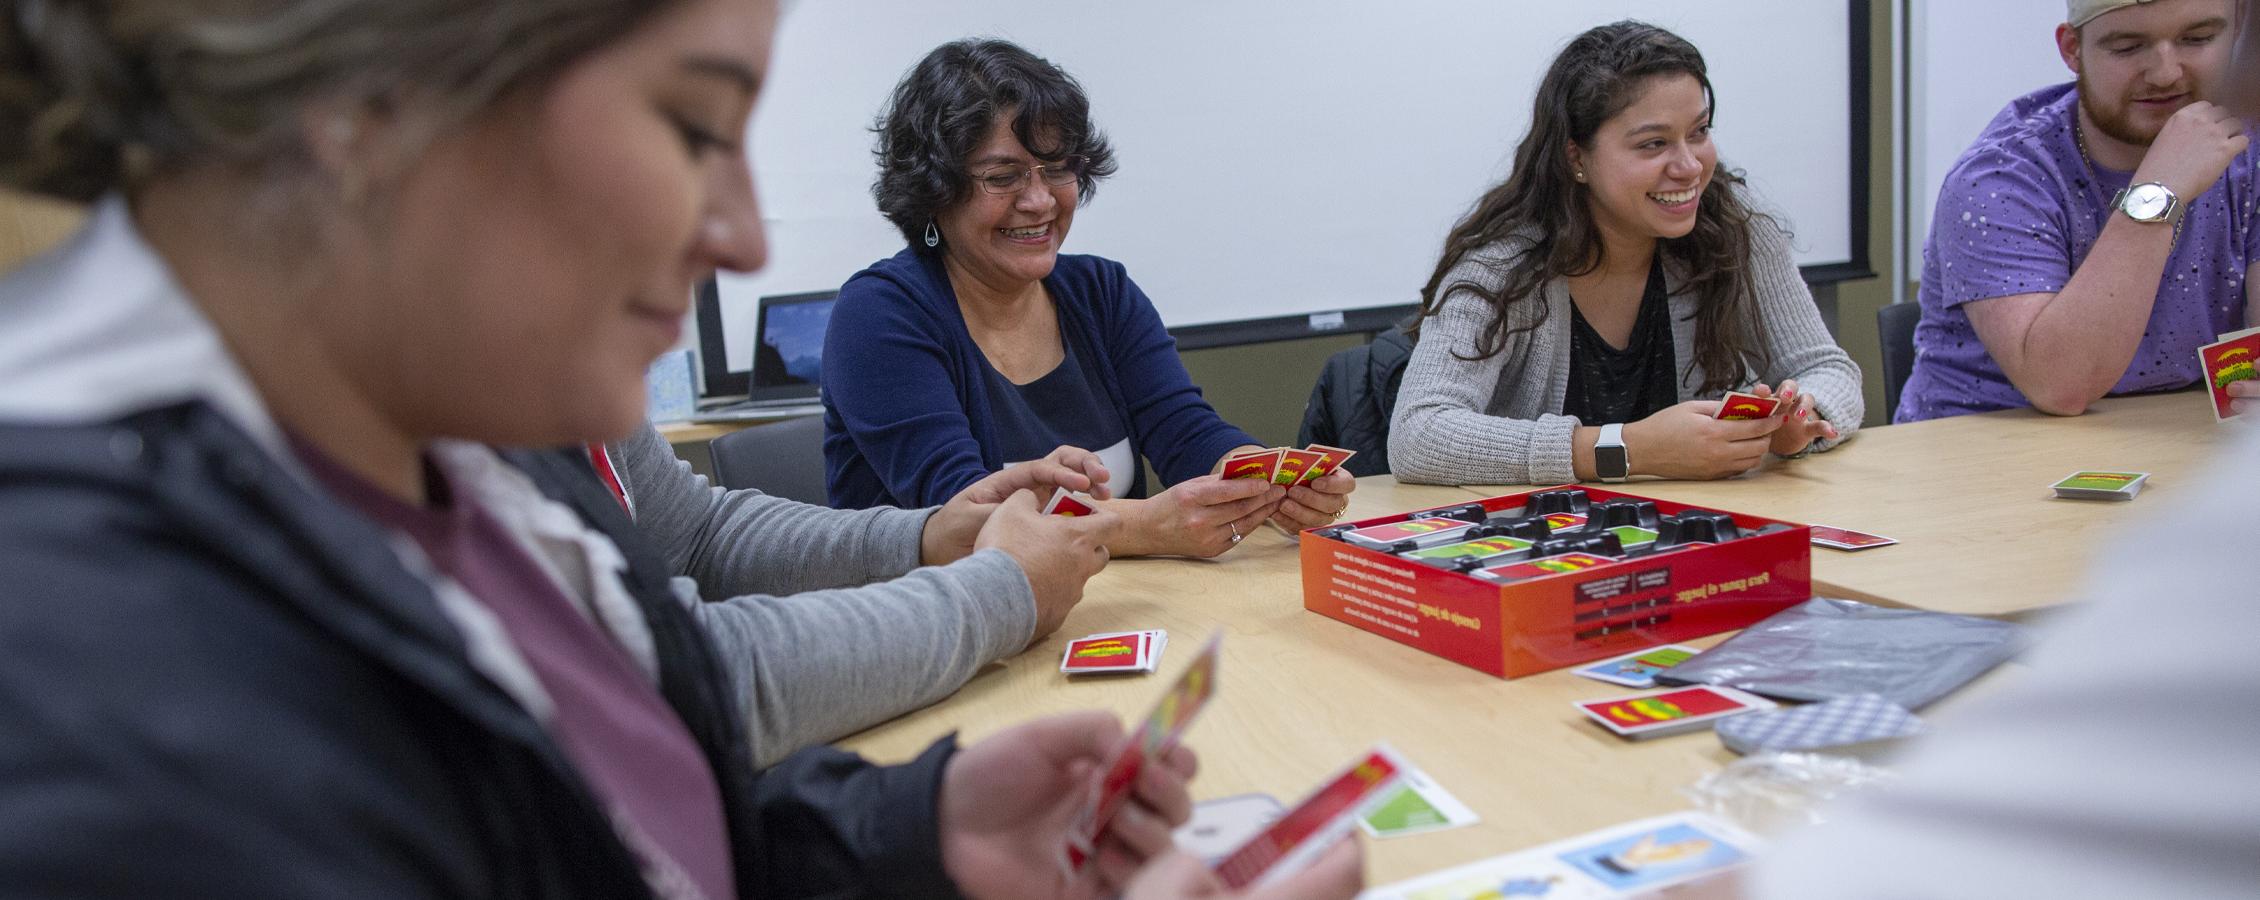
[
  {"x1": 923, "y1": 221, "x2": 941, "y2": 248},
  {"x1": 1574, "y1": 170, "x2": 1587, "y2": 183}
]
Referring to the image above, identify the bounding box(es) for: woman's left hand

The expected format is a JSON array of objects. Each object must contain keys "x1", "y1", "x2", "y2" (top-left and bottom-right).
[
  {"x1": 1267, "y1": 467, "x2": 1357, "y2": 532},
  {"x1": 1752, "y1": 380, "x2": 1839, "y2": 458},
  {"x1": 2229, "y1": 379, "x2": 2258, "y2": 418}
]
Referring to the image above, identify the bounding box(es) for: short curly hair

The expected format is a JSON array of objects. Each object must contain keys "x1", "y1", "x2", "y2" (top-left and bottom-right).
[{"x1": 871, "y1": 38, "x2": 1117, "y2": 253}]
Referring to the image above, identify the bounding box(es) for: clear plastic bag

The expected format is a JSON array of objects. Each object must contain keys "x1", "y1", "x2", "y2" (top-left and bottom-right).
[{"x1": 1682, "y1": 751, "x2": 1897, "y2": 836}]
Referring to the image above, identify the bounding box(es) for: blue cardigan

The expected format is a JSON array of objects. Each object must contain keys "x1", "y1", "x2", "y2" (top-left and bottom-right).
[{"x1": 823, "y1": 249, "x2": 1259, "y2": 509}]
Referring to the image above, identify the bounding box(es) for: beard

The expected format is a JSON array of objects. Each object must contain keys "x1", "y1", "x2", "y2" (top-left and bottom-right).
[{"x1": 2077, "y1": 65, "x2": 2199, "y2": 146}]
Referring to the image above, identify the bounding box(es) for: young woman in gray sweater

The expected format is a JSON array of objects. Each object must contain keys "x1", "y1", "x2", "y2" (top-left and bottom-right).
[{"x1": 1391, "y1": 21, "x2": 1863, "y2": 486}]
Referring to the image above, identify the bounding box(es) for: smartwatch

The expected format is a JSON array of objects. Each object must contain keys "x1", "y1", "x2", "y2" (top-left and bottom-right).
[
  {"x1": 1594, "y1": 423, "x2": 1630, "y2": 483},
  {"x1": 2111, "y1": 182, "x2": 2180, "y2": 225}
]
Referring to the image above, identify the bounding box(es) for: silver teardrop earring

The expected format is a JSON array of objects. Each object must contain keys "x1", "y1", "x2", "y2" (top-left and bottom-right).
[{"x1": 923, "y1": 221, "x2": 941, "y2": 248}]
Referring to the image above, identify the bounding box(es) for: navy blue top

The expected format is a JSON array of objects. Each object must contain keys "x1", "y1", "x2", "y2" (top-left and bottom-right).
[
  {"x1": 822, "y1": 249, "x2": 1260, "y2": 508},
  {"x1": 977, "y1": 323, "x2": 1129, "y2": 468}
]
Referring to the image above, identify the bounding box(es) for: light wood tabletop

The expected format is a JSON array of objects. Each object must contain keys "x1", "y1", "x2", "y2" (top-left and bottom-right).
[
  {"x1": 832, "y1": 392, "x2": 2226, "y2": 883},
  {"x1": 1503, "y1": 392, "x2": 2233, "y2": 617}
]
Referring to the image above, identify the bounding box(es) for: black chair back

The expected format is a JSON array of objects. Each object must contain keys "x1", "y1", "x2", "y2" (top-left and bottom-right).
[
  {"x1": 707, "y1": 415, "x2": 829, "y2": 506},
  {"x1": 1877, "y1": 302, "x2": 1921, "y2": 421}
]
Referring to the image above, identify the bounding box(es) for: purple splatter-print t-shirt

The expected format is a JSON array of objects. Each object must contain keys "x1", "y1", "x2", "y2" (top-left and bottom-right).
[{"x1": 1897, "y1": 83, "x2": 2259, "y2": 423}]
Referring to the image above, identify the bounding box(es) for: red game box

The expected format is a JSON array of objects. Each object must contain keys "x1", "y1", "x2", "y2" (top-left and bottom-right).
[{"x1": 1299, "y1": 486, "x2": 1810, "y2": 679}]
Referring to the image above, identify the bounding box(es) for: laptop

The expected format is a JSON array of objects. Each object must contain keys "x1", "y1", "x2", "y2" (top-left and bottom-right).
[{"x1": 693, "y1": 284, "x2": 838, "y2": 420}]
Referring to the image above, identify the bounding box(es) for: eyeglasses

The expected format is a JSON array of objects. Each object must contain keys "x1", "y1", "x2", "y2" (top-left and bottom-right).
[{"x1": 970, "y1": 156, "x2": 1088, "y2": 195}]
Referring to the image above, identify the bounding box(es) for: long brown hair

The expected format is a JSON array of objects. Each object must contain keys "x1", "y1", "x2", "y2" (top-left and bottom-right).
[{"x1": 1414, "y1": 20, "x2": 1773, "y2": 395}]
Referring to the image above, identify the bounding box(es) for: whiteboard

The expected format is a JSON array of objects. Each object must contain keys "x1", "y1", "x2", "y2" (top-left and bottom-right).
[
  {"x1": 714, "y1": 1, "x2": 1861, "y2": 371},
  {"x1": 1907, "y1": 0, "x2": 2070, "y2": 268}
]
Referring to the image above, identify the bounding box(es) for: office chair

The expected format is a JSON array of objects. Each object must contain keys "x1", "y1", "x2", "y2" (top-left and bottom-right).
[
  {"x1": 706, "y1": 414, "x2": 830, "y2": 506},
  {"x1": 1877, "y1": 301, "x2": 1921, "y2": 422}
]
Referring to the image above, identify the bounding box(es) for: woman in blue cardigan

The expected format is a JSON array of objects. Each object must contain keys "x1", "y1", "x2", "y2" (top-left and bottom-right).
[{"x1": 824, "y1": 38, "x2": 1358, "y2": 558}]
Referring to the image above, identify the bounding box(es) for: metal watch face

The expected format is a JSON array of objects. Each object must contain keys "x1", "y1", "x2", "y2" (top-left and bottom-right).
[{"x1": 2123, "y1": 183, "x2": 2174, "y2": 222}]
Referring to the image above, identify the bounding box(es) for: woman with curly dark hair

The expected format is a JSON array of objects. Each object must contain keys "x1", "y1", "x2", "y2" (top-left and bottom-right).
[
  {"x1": 1390, "y1": 21, "x2": 1863, "y2": 486},
  {"x1": 823, "y1": 38, "x2": 1356, "y2": 558}
]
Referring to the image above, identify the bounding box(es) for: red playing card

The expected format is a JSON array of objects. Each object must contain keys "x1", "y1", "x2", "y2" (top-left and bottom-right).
[
  {"x1": 1274, "y1": 449, "x2": 1325, "y2": 486},
  {"x1": 2199, "y1": 331, "x2": 2259, "y2": 422},
  {"x1": 1342, "y1": 518, "x2": 1475, "y2": 545},
  {"x1": 1480, "y1": 551, "x2": 1613, "y2": 581},
  {"x1": 1808, "y1": 525, "x2": 1897, "y2": 551},
  {"x1": 1213, "y1": 747, "x2": 1404, "y2": 890},
  {"x1": 1575, "y1": 686, "x2": 1773, "y2": 739},
  {"x1": 1063, "y1": 633, "x2": 1223, "y2": 871},
  {"x1": 1042, "y1": 487, "x2": 1098, "y2": 517},
  {"x1": 1221, "y1": 449, "x2": 1285, "y2": 482},
  {"x1": 1060, "y1": 632, "x2": 1146, "y2": 673},
  {"x1": 1543, "y1": 512, "x2": 1588, "y2": 531},
  {"x1": 1714, "y1": 391, "x2": 1782, "y2": 421},
  {"x1": 1301, "y1": 444, "x2": 1358, "y2": 483}
]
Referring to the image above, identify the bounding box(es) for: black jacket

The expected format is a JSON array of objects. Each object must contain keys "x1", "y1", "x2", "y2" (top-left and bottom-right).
[
  {"x1": 0, "y1": 402, "x2": 960, "y2": 899},
  {"x1": 1296, "y1": 321, "x2": 1416, "y2": 477}
]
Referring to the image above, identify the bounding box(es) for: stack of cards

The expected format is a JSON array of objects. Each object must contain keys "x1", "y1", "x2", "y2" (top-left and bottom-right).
[
  {"x1": 1364, "y1": 812, "x2": 1765, "y2": 900},
  {"x1": 1575, "y1": 644, "x2": 1701, "y2": 690},
  {"x1": 2050, "y1": 470, "x2": 2149, "y2": 501},
  {"x1": 1211, "y1": 745, "x2": 1407, "y2": 890},
  {"x1": 1221, "y1": 443, "x2": 1356, "y2": 487},
  {"x1": 1712, "y1": 391, "x2": 1782, "y2": 421},
  {"x1": 1808, "y1": 524, "x2": 1897, "y2": 551},
  {"x1": 2200, "y1": 326, "x2": 2259, "y2": 422},
  {"x1": 1062, "y1": 633, "x2": 1221, "y2": 872},
  {"x1": 1059, "y1": 630, "x2": 1169, "y2": 676},
  {"x1": 1575, "y1": 685, "x2": 1776, "y2": 740}
]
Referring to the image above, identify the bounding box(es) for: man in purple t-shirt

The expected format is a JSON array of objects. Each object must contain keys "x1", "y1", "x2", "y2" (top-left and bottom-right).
[{"x1": 1898, "y1": 0, "x2": 2260, "y2": 423}]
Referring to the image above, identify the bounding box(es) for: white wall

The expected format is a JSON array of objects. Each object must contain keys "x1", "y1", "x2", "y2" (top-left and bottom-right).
[
  {"x1": 1907, "y1": 0, "x2": 2072, "y2": 269},
  {"x1": 714, "y1": 1, "x2": 1862, "y2": 371}
]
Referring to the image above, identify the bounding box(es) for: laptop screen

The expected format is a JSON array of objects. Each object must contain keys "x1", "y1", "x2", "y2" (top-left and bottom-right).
[
  {"x1": 748, "y1": 292, "x2": 836, "y2": 400},
  {"x1": 695, "y1": 283, "x2": 836, "y2": 403}
]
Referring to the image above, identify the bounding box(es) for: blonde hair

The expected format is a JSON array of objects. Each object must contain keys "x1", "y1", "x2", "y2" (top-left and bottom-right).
[{"x1": 1, "y1": 0, "x2": 675, "y2": 203}]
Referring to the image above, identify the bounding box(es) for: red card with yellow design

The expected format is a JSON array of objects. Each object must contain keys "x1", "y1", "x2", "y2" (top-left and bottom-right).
[
  {"x1": 1713, "y1": 392, "x2": 1781, "y2": 421},
  {"x1": 1060, "y1": 631, "x2": 1146, "y2": 673},
  {"x1": 1575, "y1": 686, "x2": 1774, "y2": 740},
  {"x1": 1274, "y1": 448, "x2": 1325, "y2": 486},
  {"x1": 1299, "y1": 444, "x2": 1358, "y2": 484},
  {"x1": 1221, "y1": 449, "x2": 1285, "y2": 482},
  {"x1": 2199, "y1": 330, "x2": 2259, "y2": 422}
]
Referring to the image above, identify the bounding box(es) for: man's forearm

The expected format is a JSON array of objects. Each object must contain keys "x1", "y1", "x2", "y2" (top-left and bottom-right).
[{"x1": 2003, "y1": 216, "x2": 2179, "y2": 413}]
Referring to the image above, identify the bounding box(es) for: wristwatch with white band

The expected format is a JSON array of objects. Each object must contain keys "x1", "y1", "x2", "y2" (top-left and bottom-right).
[
  {"x1": 1594, "y1": 423, "x2": 1630, "y2": 483},
  {"x1": 2111, "y1": 182, "x2": 2180, "y2": 225}
]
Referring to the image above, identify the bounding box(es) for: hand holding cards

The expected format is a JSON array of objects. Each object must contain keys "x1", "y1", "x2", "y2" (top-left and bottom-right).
[
  {"x1": 2199, "y1": 326, "x2": 2259, "y2": 422},
  {"x1": 1221, "y1": 443, "x2": 1357, "y2": 486},
  {"x1": 1713, "y1": 391, "x2": 1783, "y2": 421}
]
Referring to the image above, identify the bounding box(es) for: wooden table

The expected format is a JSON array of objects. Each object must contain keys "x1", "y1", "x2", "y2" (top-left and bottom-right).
[
  {"x1": 1484, "y1": 393, "x2": 2231, "y2": 617},
  {"x1": 834, "y1": 392, "x2": 2226, "y2": 883}
]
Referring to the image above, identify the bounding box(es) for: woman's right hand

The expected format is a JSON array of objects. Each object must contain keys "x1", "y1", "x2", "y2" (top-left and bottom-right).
[
  {"x1": 1620, "y1": 400, "x2": 1784, "y2": 480},
  {"x1": 1112, "y1": 476, "x2": 1282, "y2": 558}
]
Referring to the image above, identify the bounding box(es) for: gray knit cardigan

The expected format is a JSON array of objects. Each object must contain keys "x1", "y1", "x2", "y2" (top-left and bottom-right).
[{"x1": 1390, "y1": 221, "x2": 1863, "y2": 485}]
